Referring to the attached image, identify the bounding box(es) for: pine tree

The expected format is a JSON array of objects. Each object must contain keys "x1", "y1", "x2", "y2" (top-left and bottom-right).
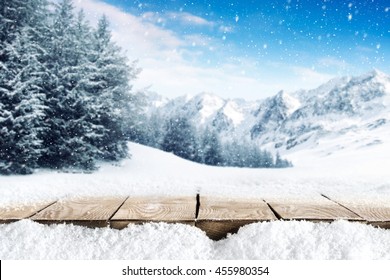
[
  {"x1": 1, "y1": 28, "x2": 48, "y2": 174},
  {"x1": 201, "y1": 128, "x2": 222, "y2": 166},
  {"x1": 161, "y1": 117, "x2": 197, "y2": 161},
  {"x1": 86, "y1": 15, "x2": 137, "y2": 161},
  {"x1": 0, "y1": 0, "x2": 49, "y2": 174},
  {"x1": 141, "y1": 111, "x2": 165, "y2": 148},
  {"x1": 275, "y1": 152, "x2": 292, "y2": 168},
  {"x1": 40, "y1": 0, "x2": 100, "y2": 169},
  {"x1": 1, "y1": 0, "x2": 140, "y2": 174}
]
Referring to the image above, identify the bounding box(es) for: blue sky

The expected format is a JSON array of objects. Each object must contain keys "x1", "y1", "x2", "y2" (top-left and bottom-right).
[{"x1": 75, "y1": 0, "x2": 389, "y2": 100}]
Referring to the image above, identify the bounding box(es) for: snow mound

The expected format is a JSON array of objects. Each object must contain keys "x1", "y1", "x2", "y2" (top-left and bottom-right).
[
  {"x1": 1, "y1": 141, "x2": 390, "y2": 206},
  {"x1": 1, "y1": 220, "x2": 389, "y2": 260}
]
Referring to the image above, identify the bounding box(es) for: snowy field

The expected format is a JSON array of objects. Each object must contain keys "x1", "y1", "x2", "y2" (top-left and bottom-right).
[
  {"x1": 1, "y1": 140, "x2": 390, "y2": 206},
  {"x1": 1, "y1": 141, "x2": 390, "y2": 259}
]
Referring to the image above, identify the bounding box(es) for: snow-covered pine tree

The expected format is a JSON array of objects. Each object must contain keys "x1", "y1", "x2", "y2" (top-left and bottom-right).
[
  {"x1": 161, "y1": 116, "x2": 198, "y2": 161},
  {"x1": 122, "y1": 91, "x2": 148, "y2": 144},
  {"x1": 86, "y1": 15, "x2": 137, "y2": 161},
  {"x1": 0, "y1": 28, "x2": 49, "y2": 174},
  {"x1": 0, "y1": 0, "x2": 49, "y2": 174},
  {"x1": 275, "y1": 152, "x2": 292, "y2": 168},
  {"x1": 39, "y1": 0, "x2": 101, "y2": 170},
  {"x1": 1, "y1": 0, "x2": 140, "y2": 173},
  {"x1": 140, "y1": 110, "x2": 166, "y2": 148},
  {"x1": 201, "y1": 127, "x2": 222, "y2": 166}
]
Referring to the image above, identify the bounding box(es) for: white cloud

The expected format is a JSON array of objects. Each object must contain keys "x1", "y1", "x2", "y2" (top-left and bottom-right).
[
  {"x1": 141, "y1": 11, "x2": 214, "y2": 28},
  {"x1": 318, "y1": 57, "x2": 349, "y2": 69},
  {"x1": 317, "y1": 57, "x2": 352, "y2": 75},
  {"x1": 141, "y1": 12, "x2": 167, "y2": 25},
  {"x1": 68, "y1": 0, "x2": 334, "y2": 100},
  {"x1": 166, "y1": 12, "x2": 214, "y2": 27},
  {"x1": 72, "y1": 0, "x2": 184, "y2": 60},
  {"x1": 292, "y1": 66, "x2": 334, "y2": 86},
  {"x1": 68, "y1": 0, "x2": 280, "y2": 99}
]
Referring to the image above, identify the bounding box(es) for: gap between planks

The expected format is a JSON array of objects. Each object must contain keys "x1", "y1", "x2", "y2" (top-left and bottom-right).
[
  {"x1": 322, "y1": 194, "x2": 390, "y2": 228},
  {"x1": 0, "y1": 201, "x2": 57, "y2": 223}
]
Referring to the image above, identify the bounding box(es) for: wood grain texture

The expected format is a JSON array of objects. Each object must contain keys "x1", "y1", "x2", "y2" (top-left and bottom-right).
[
  {"x1": 198, "y1": 197, "x2": 276, "y2": 220},
  {"x1": 266, "y1": 196, "x2": 361, "y2": 221},
  {"x1": 324, "y1": 198, "x2": 390, "y2": 223},
  {"x1": 0, "y1": 201, "x2": 55, "y2": 222},
  {"x1": 196, "y1": 197, "x2": 276, "y2": 240},
  {"x1": 111, "y1": 196, "x2": 196, "y2": 222},
  {"x1": 110, "y1": 220, "x2": 195, "y2": 230},
  {"x1": 330, "y1": 201, "x2": 390, "y2": 222},
  {"x1": 31, "y1": 197, "x2": 127, "y2": 225}
]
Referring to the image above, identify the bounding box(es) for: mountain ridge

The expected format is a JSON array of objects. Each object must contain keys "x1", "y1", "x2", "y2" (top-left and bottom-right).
[{"x1": 143, "y1": 70, "x2": 390, "y2": 157}]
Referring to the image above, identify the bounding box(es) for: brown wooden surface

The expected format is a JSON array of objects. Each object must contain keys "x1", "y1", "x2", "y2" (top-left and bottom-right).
[
  {"x1": 266, "y1": 196, "x2": 361, "y2": 221},
  {"x1": 197, "y1": 197, "x2": 276, "y2": 240},
  {"x1": 111, "y1": 196, "x2": 196, "y2": 222},
  {"x1": 31, "y1": 197, "x2": 127, "y2": 226},
  {"x1": 110, "y1": 220, "x2": 195, "y2": 230},
  {"x1": 324, "y1": 196, "x2": 390, "y2": 223},
  {"x1": 0, "y1": 201, "x2": 55, "y2": 222},
  {"x1": 198, "y1": 197, "x2": 276, "y2": 220},
  {"x1": 3, "y1": 195, "x2": 390, "y2": 239}
]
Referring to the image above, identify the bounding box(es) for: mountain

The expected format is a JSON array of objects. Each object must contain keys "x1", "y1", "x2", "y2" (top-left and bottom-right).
[{"x1": 143, "y1": 70, "x2": 390, "y2": 158}]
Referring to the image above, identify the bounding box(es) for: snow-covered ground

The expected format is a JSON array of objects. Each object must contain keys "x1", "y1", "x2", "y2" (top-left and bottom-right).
[
  {"x1": 1, "y1": 140, "x2": 390, "y2": 206},
  {"x1": 1, "y1": 141, "x2": 390, "y2": 259},
  {"x1": 1, "y1": 219, "x2": 390, "y2": 259}
]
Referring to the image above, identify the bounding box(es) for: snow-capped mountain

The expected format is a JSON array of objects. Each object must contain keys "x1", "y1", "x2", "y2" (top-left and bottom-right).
[{"x1": 145, "y1": 70, "x2": 390, "y2": 156}]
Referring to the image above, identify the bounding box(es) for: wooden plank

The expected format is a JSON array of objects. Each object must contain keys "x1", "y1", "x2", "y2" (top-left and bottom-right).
[
  {"x1": 324, "y1": 196, "x2": 390, "y2": 226},
  {"x1": 31, "y1": 197, "x2": 127, "y2": 227},
  {"x1": 110, "y1": 196, "x2": 196, "y2": 229},
  {"x1": 266, "y1": 196, "x2": 362, "y2": 221},
  {"x1": 110, "y1": 220, "x2": 195, "y2": 230},
  {"x1": 338, "y1": 203, "x2": 390, "y2": 223},
  {"x1": 196, "y1": 197, "x2": 276, "y2": 240},
  {"x1": 0, "y1": 201, "x2": 55, "y2": 222},
  {"x1": 198, "y1": 197, "x2": 276, "y2": 220}
]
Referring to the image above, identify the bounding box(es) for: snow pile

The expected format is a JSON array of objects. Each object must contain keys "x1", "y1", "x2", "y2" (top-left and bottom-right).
[
  {"x1": 215, "y1": 220, "x2": 390, "y2": 259},
  {"x1": 1, "y1": 220, "x2": 389, "y2": 260}
]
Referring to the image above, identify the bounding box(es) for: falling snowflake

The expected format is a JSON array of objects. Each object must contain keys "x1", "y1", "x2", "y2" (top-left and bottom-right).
[
  {"x1": 347, "y1": 13, "x2": 352, "y2": 21},
  {"x1": 235, "y1": 15, "x2": 239, "y2": 22}
]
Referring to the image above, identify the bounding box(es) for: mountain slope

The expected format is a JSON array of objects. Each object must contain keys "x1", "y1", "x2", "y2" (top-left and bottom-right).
[{"x1": 145, "y1": 70, "x2": 390, "y2": 158}]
